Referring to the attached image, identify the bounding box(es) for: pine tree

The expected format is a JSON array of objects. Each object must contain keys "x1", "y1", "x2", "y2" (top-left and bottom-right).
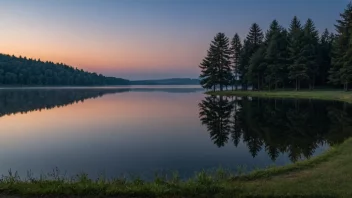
[
  {"x1": 279, "y1": 29, "x2": 291, "y2": 88},
  {"x1": 341, "y1": 39, "x2": 352, "y2": 91},
  {"x1": 230, "y1": 33, "x2": 242, "y2": 90},
  {"x1": 245, "y1": 23, "x2": 264, "y2": 89},
  {"x1": 199, "y1": 52, "x2": 216, "y2": 91},
  {"x1": 329, "y1": 33, "x2": 335, "y2": 43},
  {"x1": 329, "y1": 3, "x2": 352, "y2": 90},
  {"x1": 248, "y1": 46, "x2": 266, "y2": 90},
  {"x1": 247, "y1": 23, "x2": 264, "y2": 52},
  {"x1": 288, "y1": 16, "x2": 307, "y2": 90},
  {"x1": 264, "y1": 20, "x2": 280, "y2": 42},
  {"x1": 302, "y1": 18, "x2": 319, "y2": 90},
  {"x1": 240, "y1": 39, "x2": 252, "y2": 90},
  {"x1": 342, "y1": 18, "x2": 352, "y2": 91},
  {"x1": 199, "y1": 33, "x2": 232, "y2": 91},
  {"x1": 264, "y1": 20, "x2": 289, "y2": 90},
  {"x1": 318, "y1": 29, "x2": 334, "y2": 86}
]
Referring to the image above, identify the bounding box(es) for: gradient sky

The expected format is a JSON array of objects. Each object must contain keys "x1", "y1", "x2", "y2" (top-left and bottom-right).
[{"x1": 0, "y1": 0, "x2": 348, "y2": 80}]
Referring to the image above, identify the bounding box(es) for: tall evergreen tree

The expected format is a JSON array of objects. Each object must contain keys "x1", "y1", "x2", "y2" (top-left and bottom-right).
[
  {"x1": 341, "y1": 38, "x2": 352, "y2": 91},
  {"x1": 265, "y1": 20, "x2": 289, "y2": 89},
  {"x1": 264, "y1": 20, "x2": 280, "y2": 42},
  {"x1": 302, "y1": 18, "x2": 319, "y2": 89},
  {"x1": 288, "y1": 16, "x2": 307, "y2": 90},
  {"x1": 329, "y1": 3, "x2": 352, "y2": 90},
  {"x1": 199, "y1": 52, "x2": 216, "y2": 90},
  {"x1": 339, "y1": 3, "x2": 352, "y2": 91},
  {"x1": 247, "y1": 23, "x2": 264, "y2": 52},
  {"x1": 248, "y1": 46, "x2": 266, "y2": 90},
  {"x1": 240, "y1": 39, "x2": 252, "y2": 90},
  {"x1": 318, "y1": 29, "x2": 334, "y2": 86},
  {"x1": 199, "y1": 33, "x2": 232, "y2": 91},
  {"x1": 245, "y1": 23, "x2": 264, "y2": 89},
  {"x1": 279, "y1": 29, "x2": 291, "y2": 88},
  {"x1": 230, "y1": 33, "x2": 242, "y2": 90}
]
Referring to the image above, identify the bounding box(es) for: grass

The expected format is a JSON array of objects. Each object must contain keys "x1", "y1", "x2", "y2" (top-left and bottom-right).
[
  {"x1": 233, "y1": 137, "x2": 352, "y2": 197},
  {"x1": 209, "y1": 89, "x2": 352, "y2": 103},
  {"x1": 0, "y1": 169, "x2": 239, "y2": 197}
]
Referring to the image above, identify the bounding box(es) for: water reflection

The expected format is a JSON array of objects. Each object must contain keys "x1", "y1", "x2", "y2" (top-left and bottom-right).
[
  {"x1": 199, "y1": 96, "x2": 352, "y2": 162},
  {"x1": 199, "y1": 96, "x2": 234, "y2": 147},
  {"x1": 0, "y1": 87, "x2": 203, "y2": 118},
  {"x1": 0, "y1": 88, "x2": 351, "y2": 179},
  {"x1": 0, "y1": 89, "x2": 130, "y2": 117}
]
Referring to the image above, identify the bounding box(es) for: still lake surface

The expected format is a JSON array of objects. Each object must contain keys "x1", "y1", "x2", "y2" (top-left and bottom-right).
[{"x1": 0, "y1": 85, "x2": 351, "y2": 180}]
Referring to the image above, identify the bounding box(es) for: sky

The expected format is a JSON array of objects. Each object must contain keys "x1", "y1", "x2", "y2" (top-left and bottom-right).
[{"x1": 0, "y1": 0, "x2": 349, "y2": 80}]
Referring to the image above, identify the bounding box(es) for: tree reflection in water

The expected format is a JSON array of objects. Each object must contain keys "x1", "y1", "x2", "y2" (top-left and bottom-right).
[{"x1": 199, "y1": 96, "x2": 352, "y2": 162}]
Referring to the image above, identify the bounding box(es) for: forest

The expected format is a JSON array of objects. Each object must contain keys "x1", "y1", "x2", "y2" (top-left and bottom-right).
[
  {"x1": 0, "y1": 54, "x2": 129, "y2": 86},
  {"x1": 199, "y1": 3, "x2": 352, "y2": 91}
]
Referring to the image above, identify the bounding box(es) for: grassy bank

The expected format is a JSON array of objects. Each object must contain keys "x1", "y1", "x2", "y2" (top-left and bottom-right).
[
  {"x1": 209, "y1": 90, "x2": 352, "y2": 103},
  {"x1": 0, "y1": 138, "x2": 351, "y2": 197},
  {"x1": 234, "y1": 137, "x2": 352, "y2": 197}
]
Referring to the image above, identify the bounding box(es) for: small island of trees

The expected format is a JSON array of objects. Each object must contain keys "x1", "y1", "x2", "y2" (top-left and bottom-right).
[{"x1": 200, "y1": 3, "x2": 352, "y2": 91}]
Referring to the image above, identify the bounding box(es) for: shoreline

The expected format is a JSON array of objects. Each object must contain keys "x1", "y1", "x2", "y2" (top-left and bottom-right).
[
  {"x1": 0, "y1": 138, "x2": 348, "y2": 197},
  {"x1": 0, "y1": 85, "x2": 203, "y2": 91},
  {"x1": 208, "y1": 89, "x2": 352, "y2": 103}
]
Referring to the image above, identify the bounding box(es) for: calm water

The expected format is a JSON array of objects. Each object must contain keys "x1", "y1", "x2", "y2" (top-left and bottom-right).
[{"x1": 0, "y1": 86, "x2": 351, "y2": 180}]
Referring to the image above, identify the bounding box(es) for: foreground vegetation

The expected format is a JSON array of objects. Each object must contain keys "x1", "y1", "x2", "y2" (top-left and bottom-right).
[
  {"x1": 0, "y1": 137, "x2": 350, "y2": 197},
  {"x1": 235, "y1": 137, "x2": 352, "y2": 197}
]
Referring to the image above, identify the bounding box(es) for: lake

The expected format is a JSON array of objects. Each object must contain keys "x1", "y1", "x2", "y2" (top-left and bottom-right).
[{"x1": 0, "y1": 85, "x2": 351, "y2": 180}]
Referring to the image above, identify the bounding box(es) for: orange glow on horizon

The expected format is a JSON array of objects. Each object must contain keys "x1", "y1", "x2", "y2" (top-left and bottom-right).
[{"x1": 0, "y1": 20, "x2": 205, "y2": 76}]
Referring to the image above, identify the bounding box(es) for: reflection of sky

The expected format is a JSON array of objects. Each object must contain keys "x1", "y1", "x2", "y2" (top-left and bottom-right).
[
  {"x1": 0, "y1": 90, "x2": 328, "y2": 179},
  {"x1": 0, "y1": 0, "x2": 347, "y2": 79}
]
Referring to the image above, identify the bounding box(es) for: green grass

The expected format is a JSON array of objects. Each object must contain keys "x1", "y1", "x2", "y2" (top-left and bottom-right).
[
  {"x1": 209, "y1": 89, "x2": 352, "y2": 103},
  {"x1": 233, "y1": 137, "x2": 352, "y2": 197}
]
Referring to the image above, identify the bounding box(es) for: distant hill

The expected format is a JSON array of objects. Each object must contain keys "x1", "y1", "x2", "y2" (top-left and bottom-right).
[
  {"x1": 131, "y1": 78, "x2": 200, "y2": 85},
  {"x1": 0, "y1": 54, "x2": 129, "y2": 86}
]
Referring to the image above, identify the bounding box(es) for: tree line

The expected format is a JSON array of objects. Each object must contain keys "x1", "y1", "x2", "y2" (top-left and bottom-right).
[
  {"x1": 199, "y1": 96, "x2": 352, "y2": 162},
  {"x1": 200, "y1": 3, "x2": 352, "y2": 91},
  {"x1": 0, "y1": 54, "x2": 129, "y2": 86}
]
